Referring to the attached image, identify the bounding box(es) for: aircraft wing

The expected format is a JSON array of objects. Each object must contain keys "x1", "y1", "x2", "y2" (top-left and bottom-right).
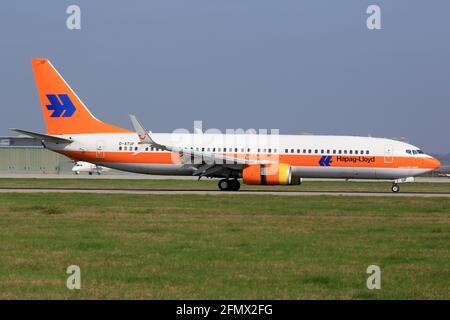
[{"x1": 9, "y1": 128, "x2": 73, "y2": 144}]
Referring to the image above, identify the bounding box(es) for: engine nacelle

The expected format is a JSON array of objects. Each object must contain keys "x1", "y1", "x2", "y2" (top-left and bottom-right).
[{"x1": 242, "y1": 163, "x2": 301, "y2": 185}]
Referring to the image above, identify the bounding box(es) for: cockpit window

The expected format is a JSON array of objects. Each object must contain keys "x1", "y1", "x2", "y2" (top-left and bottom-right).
[{"x1": 406, "y1": 149, "x2": 424, "y2": 155}]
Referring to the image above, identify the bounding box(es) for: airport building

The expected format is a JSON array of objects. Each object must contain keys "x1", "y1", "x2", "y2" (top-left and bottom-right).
[{"x1": 0, "y1": 136, "x2": 73, "y2": 174}]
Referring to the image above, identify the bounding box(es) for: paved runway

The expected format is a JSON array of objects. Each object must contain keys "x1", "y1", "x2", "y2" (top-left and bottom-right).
[
  {"x1": 0, "y1": 173, "x2": 449, "y2": 183},
  {"x1": 1, "y1": 187, "x2": 449, "y2": 197}
]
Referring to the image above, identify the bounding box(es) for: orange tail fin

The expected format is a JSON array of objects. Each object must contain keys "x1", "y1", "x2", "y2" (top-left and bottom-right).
[{"x1": 31, "y1": 58, "x2": 131, "y2": 135}]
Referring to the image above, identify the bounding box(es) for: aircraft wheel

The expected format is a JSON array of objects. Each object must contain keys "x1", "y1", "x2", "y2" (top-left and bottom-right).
[
  {"x1": 218, "y1": 179, "x2": 229, "y2": 191},
  {"x1": 89, "y1": 172, "x2": 93, "y2": 176},
  {"x1": 231, "y1": 179, "x2": 241, "y2": 191},
  {"x1": 391, "y1": 184, "x2": 400, "y2": 193}
]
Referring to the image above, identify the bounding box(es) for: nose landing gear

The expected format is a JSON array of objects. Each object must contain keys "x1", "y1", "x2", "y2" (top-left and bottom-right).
[
  {"x1": 218, "y1": 179, "x2": 241, "y2": 191},
  {"x1": 391, "y1": 183, "x2": 400, "y2": 193}
]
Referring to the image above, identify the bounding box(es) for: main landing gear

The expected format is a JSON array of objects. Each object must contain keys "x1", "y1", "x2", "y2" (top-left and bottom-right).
[
  {"x1": 391, "y1": 183, "x2": 400, "y2": 193},
  {"x1": 218, "y1": 179, "x2": 241, "y2": 191}
]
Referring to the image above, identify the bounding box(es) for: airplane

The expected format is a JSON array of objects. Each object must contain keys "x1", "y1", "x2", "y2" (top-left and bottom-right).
[
  {"x1": 72, "y1": 161, "x2": 109, "y2": 175},
  {"x1": 10, "y1": 58, "x2": 440, "y2": 192}
]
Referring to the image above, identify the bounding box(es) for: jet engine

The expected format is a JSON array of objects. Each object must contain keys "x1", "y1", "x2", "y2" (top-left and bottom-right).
[{"x1": 242, "y1": 163, "x2": 301, "y2": 185}]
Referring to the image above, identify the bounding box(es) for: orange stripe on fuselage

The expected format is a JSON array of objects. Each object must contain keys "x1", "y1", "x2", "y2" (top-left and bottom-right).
[
  {"x1": 59, "y1": 150, "x2": 181, "y2": 165},
  {"x1": 58, "y1": 150, "x2": 438, "y2": 169}
]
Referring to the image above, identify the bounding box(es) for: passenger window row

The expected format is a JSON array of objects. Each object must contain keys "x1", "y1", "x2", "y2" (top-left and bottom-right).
[
  {"x1": 284, "y1": 149, "x2": 370, "y2": 155},
  {"x1": 117, "y1": 146, "x2": 278, "y2": 153},
  {"x1": 119, "y1": 146, "x2": 163, "y2": 151},
  {"x1": 117, "y1": 146, "x2": 370, "y2": 155}
]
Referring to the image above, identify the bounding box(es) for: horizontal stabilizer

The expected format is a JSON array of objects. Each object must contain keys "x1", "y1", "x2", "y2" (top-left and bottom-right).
[{"x1": 9, "y1": 128, "x2": 73, "y2": 143}]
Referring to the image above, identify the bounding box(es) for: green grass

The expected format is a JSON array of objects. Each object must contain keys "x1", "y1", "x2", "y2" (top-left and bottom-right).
[
  {"x1": 0, "y1": 178, "x2": 449, "y2": 193},
  {"x1": 0, "y1": 192, "x2": 448, "y2": 299}
]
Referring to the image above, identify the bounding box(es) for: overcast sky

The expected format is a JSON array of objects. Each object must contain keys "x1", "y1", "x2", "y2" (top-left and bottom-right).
[{"x1": 1, "y1": 0, "x2": 449, "y2": 153}]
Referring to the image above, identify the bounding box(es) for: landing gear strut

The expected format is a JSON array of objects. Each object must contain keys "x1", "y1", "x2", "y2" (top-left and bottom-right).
[
  {"x1": 218, "y1": 179, "x2": 241, "y2": 191},
  {"x1": 391, "y1": 183, "x2": 400, "y2": 193}
]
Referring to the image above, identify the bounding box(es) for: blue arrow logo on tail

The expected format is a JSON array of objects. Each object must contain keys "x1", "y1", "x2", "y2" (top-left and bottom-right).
[
  {"x1": 46, "y1": 94, "x2": 76, "y2": 117},
  {"x1": 319, "y1": 155, "x2": 333, "y2": 166}
]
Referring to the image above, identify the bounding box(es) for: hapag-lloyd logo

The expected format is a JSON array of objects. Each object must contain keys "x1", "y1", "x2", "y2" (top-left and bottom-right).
[
  {"x1": 336, "y1": 156, "x2": 376, "y2": 164},
  {"x1": 46, "y1": 94, "x2": 76, "y2": 117}
]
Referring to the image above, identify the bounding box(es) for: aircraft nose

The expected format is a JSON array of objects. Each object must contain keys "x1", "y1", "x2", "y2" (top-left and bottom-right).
[{"x1": 427, "y1": 156, "x2": 441, "y2": 169}]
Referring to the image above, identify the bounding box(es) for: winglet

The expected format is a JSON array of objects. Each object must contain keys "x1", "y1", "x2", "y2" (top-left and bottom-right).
[{"x1": 128, "y1": 115, "x2": 167, "y2": 150}]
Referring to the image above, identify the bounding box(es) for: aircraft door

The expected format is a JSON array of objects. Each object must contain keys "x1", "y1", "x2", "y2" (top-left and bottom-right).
[
  {"x1": 384, "y1": 145, "x2": 393, "y2": 164},
  {"x1": 96, "y1": 141, "x2": 105, "y2": 159}
]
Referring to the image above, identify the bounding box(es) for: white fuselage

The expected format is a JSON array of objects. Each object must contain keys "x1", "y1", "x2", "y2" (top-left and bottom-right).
[{"x1": 46, "y1": 132, "x2": 439, "y2": 180}]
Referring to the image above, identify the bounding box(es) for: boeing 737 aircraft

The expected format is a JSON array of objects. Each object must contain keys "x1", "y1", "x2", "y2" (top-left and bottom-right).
[{"x1": 10, "y1": 59, "x2": 440, "y2": 192}]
